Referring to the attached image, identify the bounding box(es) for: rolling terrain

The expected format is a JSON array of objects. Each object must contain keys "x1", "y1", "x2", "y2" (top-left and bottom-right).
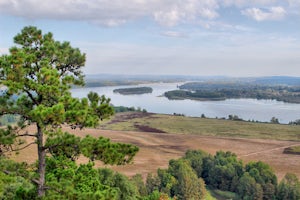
[{"x1": 11, "y1": 112, "x2": 300, "y2": 181}]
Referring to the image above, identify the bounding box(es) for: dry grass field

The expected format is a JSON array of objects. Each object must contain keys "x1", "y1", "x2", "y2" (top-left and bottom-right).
[{"x1": 10, "y1": 112, "x2": 300, "y2": 181}]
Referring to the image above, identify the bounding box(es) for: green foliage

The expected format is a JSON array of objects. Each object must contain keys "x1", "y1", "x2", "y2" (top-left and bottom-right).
[
  {"x1": 283, "y1": 145, "x2": 300, "y2": 155},
  {"x1": 206, "y1": 151, "x2": 243, "y2": 192},
  {"x1": 80, "y1": 135, "x2": 139, "y2": 164},
  {"x1": 146, "y1": 173, "x2": 161, "y2": 194},
  {"x1": 170, "y1": 159, "x2": 206, "y2": 200},
  {"x1": 0, "y1": 125, "x2": 17, "y2": 155},
  {"x1": 277, "y1": 173, "x2": 300, "y2": 200},
  {"x1": 209, "y1": 189, "x2": 237, "y2": 200},
  {"x1": 245, "y1": 161, "x2": 277, "y2": 200},
  {"x1": 237, "y1": 172, "x2": 263, "y2": 200},
  {"x1": 0, "y1": 26, "x2": 138, "y2": 197},
  {"x1": 0, "y1": 157, "x2": 31, "y2": 178},
  {"x1": 45, "y1": 156, "x2": 139, "y2": 200},
  {"x1": 174, "y1": 150, "x2": 283, "y2": 200},
  {"x1": 142, "y1": 190, "x2": 161, "y2": 200},
  {"x1": 46, "y1": 132, "x2": 139, "y2": 165},
  {"x1": 46, "y1": 131, "x2": 81, "y2": 161},
  {"x1": 145, "y1": 159, "x2": 207, "y2": 200},
  {"x1": 184, "y1": 149, "x2": 209, "y2": 177},
  {"x1": 0, "y1": 158, "x2": 36, "y2": 200},
  {"x1": 0, "y1": 173, "x2": 36, "y2": 200},
  {"x1": 131, "y1": 174, "x2": 147, "y2": 196}
]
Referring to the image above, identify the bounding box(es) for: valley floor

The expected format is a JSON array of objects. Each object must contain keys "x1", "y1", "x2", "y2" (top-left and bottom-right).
[{"x1": 12, "y1": 125, "x2": 300, "y2": 180}]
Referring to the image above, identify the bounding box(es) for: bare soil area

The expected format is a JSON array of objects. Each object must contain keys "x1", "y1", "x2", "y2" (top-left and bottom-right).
[{"x1": 11, "y1": 126, "x2": 300, "y2": 180}]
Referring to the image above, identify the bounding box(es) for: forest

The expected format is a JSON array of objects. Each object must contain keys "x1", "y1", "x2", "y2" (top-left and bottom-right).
[
  {"x1": 164, "y1": 82, "x2": 300, "y2": 103},
  {"x1": 0, "y1": 149, "x2": 300, "y2": 199}
]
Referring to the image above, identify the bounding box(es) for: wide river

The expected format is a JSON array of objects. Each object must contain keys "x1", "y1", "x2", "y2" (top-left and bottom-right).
[{"x1": 71, "y1": 82, "x2": 300, "y2": 124}]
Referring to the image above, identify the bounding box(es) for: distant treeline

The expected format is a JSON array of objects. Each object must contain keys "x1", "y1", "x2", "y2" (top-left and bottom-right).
[
  {"x1": 113, "y1": 106, "x2": 147, "y2": 113},
  {"x1": 113, "y1": 87, "x2": 153, "y2": 95},
  {"x1": 84, "y1": 80, "x2": 144, "y2": 88},
  {"x1": 165, "y1": 90, "x2": 226, "y2": 101},
  {"x1": 164, "y1": 82, "x2": 300, "y2": 103}
]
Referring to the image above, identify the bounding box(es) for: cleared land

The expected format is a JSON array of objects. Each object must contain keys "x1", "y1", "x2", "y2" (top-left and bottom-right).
[{"x1": 10, "y1": 112, "x2": 300, "y2": 180}]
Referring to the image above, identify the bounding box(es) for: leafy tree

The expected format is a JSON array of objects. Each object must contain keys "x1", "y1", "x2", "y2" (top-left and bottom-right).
[
  {"x1": 131, "y1": 174, "x2": 148, "y2": 196},
  {"x1": 277, "y1": 173, "x2": 300, "y2": 200},
  {"x1": 270, "y1": 117, "x2": 279, "y2": 124},
  {"x1": 168, "y1": 159, "x2": 206, "y2": 200},
  {"x1": 237, "y1": 172, "x2": 263, "y2": 200},
  {"x1": 184, "y1": 149, "x2": 209, "y2": 178},
  {"x1": 146, "y1": 173, "x2": 161, "y2": 195},
  {"x1": 245, "y1": 161, "x2": 277, "y2": 200},
  {"x1": 157, "y1": 168, "x2": 177, "y2": 196},
  {"x1": 207, "y1": 151, "x2": 244, "y2": 191},
  {"x1": 0, "y1": 26, "x2": 138, "y2": 197}
]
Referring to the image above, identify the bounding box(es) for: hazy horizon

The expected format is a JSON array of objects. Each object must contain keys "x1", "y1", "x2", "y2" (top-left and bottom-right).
[{"x1": 1, "y1": 0, "x2": 299, "y2": 77}]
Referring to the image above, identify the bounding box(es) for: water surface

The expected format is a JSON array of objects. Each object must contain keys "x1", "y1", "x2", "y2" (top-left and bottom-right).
[{"x1": 71, "y1": 82, "x2": 300, "y2": 124}]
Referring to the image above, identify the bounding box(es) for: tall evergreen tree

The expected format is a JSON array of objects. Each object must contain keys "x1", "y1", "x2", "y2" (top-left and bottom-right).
[{"x1": 0, "y1": 26, "x2": 138, "y2": 197}]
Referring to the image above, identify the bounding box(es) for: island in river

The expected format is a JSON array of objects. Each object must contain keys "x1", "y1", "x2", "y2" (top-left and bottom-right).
[
  {"x1": 164, "y1": 82, "x2": 300, "y2": 103},
  {"x1": 113, "y1": 87, "x2": 153, "y2": 95}
]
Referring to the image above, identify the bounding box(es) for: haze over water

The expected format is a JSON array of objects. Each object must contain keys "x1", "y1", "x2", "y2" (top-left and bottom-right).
[{"x1": 71, "y1": 82, "x2": 300, "y2": 124}]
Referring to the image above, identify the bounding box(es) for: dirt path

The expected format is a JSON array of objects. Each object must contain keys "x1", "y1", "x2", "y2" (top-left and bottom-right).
[
  {"x1": 11, "y1": 127, "x2": 300, "y2": 180},
  {"x1": 239, "y1": 143, "x2": 300, "y2": 157}
]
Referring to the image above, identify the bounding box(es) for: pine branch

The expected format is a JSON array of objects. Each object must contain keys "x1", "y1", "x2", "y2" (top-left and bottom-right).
[
  {"x1": 16, "y1": 132, "x2": 37, "y2": 137},
  {"x1": 4, "y1": 142, "x2": 36, "y2": 153}
]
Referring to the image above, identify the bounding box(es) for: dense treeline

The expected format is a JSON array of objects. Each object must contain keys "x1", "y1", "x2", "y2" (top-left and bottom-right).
[
  {"x1": 164, "y1": 82, "x2": 300, "y2": 103},
  {"x1": 146, "y1": 150, "x2": 300, "y2": 200},
  {"x1": 1, "y1": 149, "x2": 299, "y2": 199},
  {"x1": 165, "y1": 90, "x2": 226, "y2": 101},
  {"x1": 113, "y1": 87, "x2": 153, "y2": 95}
]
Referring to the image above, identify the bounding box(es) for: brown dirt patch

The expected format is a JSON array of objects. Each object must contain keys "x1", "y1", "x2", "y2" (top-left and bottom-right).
[
  {"x1": 10, "y1": 126, "x2": 300, "y2": 180},
  {"x1": 134, "y1": 124, "x2": 166, "y2": 133},
  {"x1": 107, "y1": 112, "x2": 154, "y2": 124}
]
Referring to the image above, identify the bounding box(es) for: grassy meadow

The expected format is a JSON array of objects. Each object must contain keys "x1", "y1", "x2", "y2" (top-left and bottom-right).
[{"x1": 100, "y1": 112, "x2": 300, "y2": 141}]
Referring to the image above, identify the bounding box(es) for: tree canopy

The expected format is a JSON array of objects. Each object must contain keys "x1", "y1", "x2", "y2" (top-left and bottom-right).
[{"x1": 0, "y1": 26, "x2": 138, "y2": 197}]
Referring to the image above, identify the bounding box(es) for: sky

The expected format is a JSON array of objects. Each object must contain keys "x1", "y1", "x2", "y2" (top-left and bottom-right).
[{"x1": 0, "y1": 0, "x2": 299, "y2": 77}]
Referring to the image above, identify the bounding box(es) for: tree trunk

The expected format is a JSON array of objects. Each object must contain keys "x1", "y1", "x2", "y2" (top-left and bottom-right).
[{"x1": 37, "y1": 124, "x2": 46, "y2": 197}]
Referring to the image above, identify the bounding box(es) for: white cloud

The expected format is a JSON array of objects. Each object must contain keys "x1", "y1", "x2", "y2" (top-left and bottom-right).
[
  {"x1": 242, "y1": 6, "x2": 286, "y2": 21},
  {"x1": 221, "y1": 0, "x2": 278, "y2": 7},
  {"x1": 0, "y1": 0, "x2": 220, "y2": 27}
]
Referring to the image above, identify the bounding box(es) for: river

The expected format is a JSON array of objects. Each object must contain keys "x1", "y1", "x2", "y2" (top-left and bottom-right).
[{"x1": 71, "y1": 82, "x2": 300, "y2": 124}]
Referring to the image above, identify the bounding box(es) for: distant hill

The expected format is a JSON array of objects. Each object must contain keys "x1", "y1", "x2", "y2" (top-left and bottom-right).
[
  {"x1": 83, "y1": 74, "x2": 300, "y2": 87},
  {"x1": 252, "y1": 76, "x2": 300, "y2": 86}
]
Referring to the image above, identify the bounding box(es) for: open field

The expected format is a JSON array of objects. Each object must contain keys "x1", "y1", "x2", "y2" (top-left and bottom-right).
[
  {"x1": 10, "y1": 113, "x2": 300, "y2": 180},
  {"x1": 100, "y1": 112, "x2": 300, "y2": 140}
]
